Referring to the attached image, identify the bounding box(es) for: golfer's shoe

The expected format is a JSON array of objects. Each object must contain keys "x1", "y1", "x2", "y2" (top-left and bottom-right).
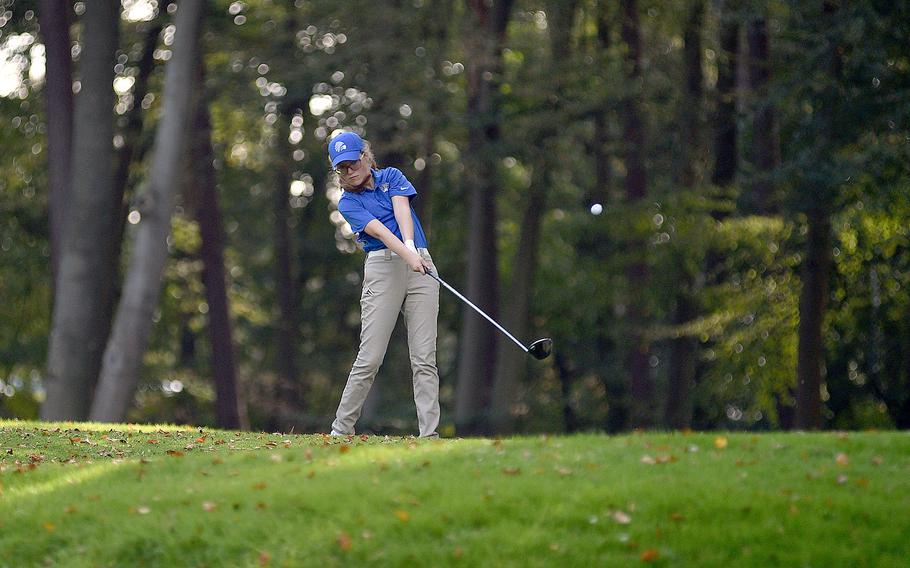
[{"x1": 329, "y1": 430, "x2": 346, "y2": 436}]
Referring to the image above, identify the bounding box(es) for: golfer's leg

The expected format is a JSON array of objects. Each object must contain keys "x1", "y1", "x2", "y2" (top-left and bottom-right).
[
  {"x1": 332, "y1": 257, "x2": 406, "y2": 435},
  {"x1": 403, "y1": 257, "x2": 440, "y2": 437}
]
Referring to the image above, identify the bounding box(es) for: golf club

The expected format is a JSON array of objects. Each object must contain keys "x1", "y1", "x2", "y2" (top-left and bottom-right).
[{"x1": 426, "y1": 270, "x2": 553, "y2": 360}]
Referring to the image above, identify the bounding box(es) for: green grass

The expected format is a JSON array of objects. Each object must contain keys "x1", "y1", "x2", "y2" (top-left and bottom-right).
[{"x1": 1, "y1": 421, "x2": 908, "y2": 567}]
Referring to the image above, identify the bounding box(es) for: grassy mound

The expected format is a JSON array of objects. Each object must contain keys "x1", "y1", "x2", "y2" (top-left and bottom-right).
[{"x1": 1, "y1": 420, "x2": 908, "y2": 567}]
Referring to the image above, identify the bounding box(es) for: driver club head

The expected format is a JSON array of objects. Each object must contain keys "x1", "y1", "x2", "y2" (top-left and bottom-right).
[{"x1": 527, "y1": 338, "x2": 553, "y2": 360}]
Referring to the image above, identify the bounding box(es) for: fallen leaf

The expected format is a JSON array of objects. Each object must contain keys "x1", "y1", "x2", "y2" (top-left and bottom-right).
[
  {"x1": 202, "y1": 501, "x2": 218, "y2": 512},
  {"x1": 136, "y1": 506, "x2": 151, "y2": 515},
  {"x1": 640, "y1": 455, "x2": 657, "y2": 465},
  {"x1": 336, "y1": 531, "x2": 352, "y2": 551},
  {"x1": 394, "y1": 510, "x2": 410, "y2": 522},
  {"x1": 502, "y1": 467, "x2": 521, "y2": 476},
  {"x1": 258, "y1": 551, "x2": 271, "y2": 566},
  {"x1": 612, "y1": 511, "x2": 632, "y2": 525},
  {"x1": 339, "y1": 444, "x2": 350, "y2": 454},
  {"x1": 556, "y1": 467, "x2": 573, "y2": 476},
  {"x1": 871, "y1": 456, "x2": 883, "y2": 466},
  {"x1": 837, "y1": 474, "x2": 848, "y2": 485},
  {"x1": 147, "y1": 439, "x2": 159, "y2": 445},
  {"x1": 641, "y1": 549, "x2": 659, "y2": 562},
  {"x1": 669, "y1": 512, "x2": 684, "y2": 522},
  {"x1": 43, "y1": 522, "x2": 55, "y2": 532},
  {"x1": 835, "y1": 453, "x2": 849, "y2": 466},
  {"x1": 714, "y1": 437, "x2": 728, "y2": 450},
  {"x1": 166, "y1": 450, "x2": 184, "y2": 457}
]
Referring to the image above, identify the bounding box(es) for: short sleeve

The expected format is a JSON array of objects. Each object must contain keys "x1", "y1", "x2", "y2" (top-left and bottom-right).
[
  {"x1": 337, "y1": 195, "x2": 375, "y2": 234},
  {"x1": 387, "y1": 168, "x2": 417, "y2": 199}
]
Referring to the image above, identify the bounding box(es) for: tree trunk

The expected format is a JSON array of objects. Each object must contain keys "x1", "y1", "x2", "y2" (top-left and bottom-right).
[
  {"x1": 41, "y1": 2, "x2": 120, "y2": 421},
  {"x1": 490, "y1": 0, "x2": 577, "y2": 434},
  {"x1": 114, "y1": 3, "x2": 171, "y2": 248},
  {"x1": 37, "y1": 0, "x2": 72, "y2": 292},
  {"x1": 489, "y1": 172, "x2": 546, "y2": 432},
  {"x1": 666, "y1": 293, "x2": 697, "y2": 429},
  {"x1": 454, "y1": 0, "x2": 515, "y2": 435},
  {"x1": 554, "y1": 350, "x2": 578, "y2": 433},
  {"x1": 744, "y1": 17, "x2": 779, "y2": 215},
  {"x1": 90, "y1": 2, "x2": 206, "y2": 422},
  {"x1": 711, "y1": 3, "x2": 739, "y2": 187},
  {"x1": 675, "y1": 0, "x2": 705, "y2": 188},
  {"x1": 588, "y1": 0, "x2": 612, "y2": 207},
  {"x1": 191, "y1": 71, "x2": 243, "y2": 430},
  {"x1": 795, "y1": 2, "x2": 841, "y2": 430},
  {"x1": 665, "y1": 0, "x2": 704, "y2": 430},
  {"x1": 273, "y1": 112, "x2": 301, "y2": 423},
  {"x1": 795, "y1": 211, "x2": 831, "y2": 429},
  {"x1": 620, "y1": 0, "x2": 652, "y2": 429}
]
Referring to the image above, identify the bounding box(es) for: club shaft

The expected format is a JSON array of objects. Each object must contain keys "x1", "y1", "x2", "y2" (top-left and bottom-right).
[{"x1": 428, "y1": 272, "x2": 529, "y2": 353}]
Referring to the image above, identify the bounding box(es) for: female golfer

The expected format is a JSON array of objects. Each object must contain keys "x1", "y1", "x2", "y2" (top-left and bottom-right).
[{"x1": 327, "y1": 131, "x2": 440, "y2": 438}]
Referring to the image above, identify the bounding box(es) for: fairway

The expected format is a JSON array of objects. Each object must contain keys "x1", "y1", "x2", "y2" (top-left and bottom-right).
[{"x1": 1, "y1": 421, "x2": 908, "y2": 567}]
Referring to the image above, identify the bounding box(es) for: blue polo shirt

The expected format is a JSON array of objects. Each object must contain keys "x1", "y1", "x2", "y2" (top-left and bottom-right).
[{"x1": 337, "y1": 167, "x2": 429, "y2": 253}]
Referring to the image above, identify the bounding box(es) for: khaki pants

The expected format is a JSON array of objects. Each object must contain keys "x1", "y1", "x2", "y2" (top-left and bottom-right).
[{"x1": 332, "y1": 249, "x2": 440, "y2": 437}]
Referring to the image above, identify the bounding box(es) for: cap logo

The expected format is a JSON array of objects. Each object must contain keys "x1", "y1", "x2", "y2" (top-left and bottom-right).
[{"x1": 334, "y1": 141, "x2": 347, "y2": 152}]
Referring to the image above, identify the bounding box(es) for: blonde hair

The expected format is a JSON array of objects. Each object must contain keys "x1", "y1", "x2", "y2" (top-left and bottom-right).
[{"x1": 335, "y1": 138, "x2": 379, "y2": 192}]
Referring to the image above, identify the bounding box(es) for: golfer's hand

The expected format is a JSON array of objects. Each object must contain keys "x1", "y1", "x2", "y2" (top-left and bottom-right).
[{"x1": 404, "y1": 250, "x2": 427, "y2": 274}]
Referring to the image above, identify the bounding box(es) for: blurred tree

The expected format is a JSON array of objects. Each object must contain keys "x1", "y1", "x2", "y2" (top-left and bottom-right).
[
  {"x1": 36, "y1": 0, "x2": 70, "y2": 290},
  {"x1": 491, "y1": 0, "x2": 579, "y2": 434},
  {"x1": 619, "y1": 0, "x2": 652, "y2": 428},
  {"x1": 454, "y1": 0, "x2": 515, "y2": 435},
  {"x1": 42, "y1": 2, "x2": 120, "y2": 420},
  {"x1": 743, "y1": 13, "x2": 779, "y2": 215},
  {"x1": 188, "y1": 62, "x2": 243, "y2": 430},
  {"x1": 91, "y1": 1, "x2": 205, "y2": 422},
  {"x1": 711, "y1": 0, "x2": 739, "y2": 188},
  {"x1": 665, "y1": 0, "x2": 705, "y2": 430}
]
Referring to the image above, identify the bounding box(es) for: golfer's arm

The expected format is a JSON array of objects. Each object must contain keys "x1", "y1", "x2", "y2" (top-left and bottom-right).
[
  {"x1": 364, "y1": 219, "x2": 412, "y2": 258},
  {"x1": 391, "y1": 196, "x2": 415, "y2": 244}
]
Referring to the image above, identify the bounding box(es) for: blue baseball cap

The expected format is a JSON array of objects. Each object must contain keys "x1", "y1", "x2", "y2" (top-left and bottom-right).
[{"x1": 328, "y1": 131, "x2": 364, "y2": 167}]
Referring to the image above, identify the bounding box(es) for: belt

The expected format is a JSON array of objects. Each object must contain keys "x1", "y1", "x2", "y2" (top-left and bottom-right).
[{"x1": 367, "y1": 247, "x2": 430, "y2": 259}]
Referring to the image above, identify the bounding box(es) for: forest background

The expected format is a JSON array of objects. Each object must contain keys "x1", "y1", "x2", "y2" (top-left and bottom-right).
[{"x1": 1, "y1": 0, "x2": 908, "y2": 436}]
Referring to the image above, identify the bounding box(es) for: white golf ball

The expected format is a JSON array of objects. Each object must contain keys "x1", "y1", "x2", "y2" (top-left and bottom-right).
[{"x1": 590, "y1": 203, "x2": 603, "y2": 215}]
